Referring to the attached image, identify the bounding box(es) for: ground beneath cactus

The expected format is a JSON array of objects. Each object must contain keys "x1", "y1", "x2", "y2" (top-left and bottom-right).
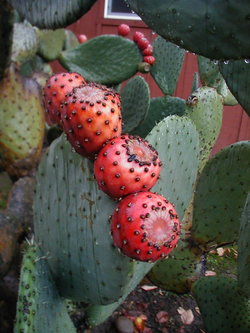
[{"x1": 72, "y1": 280, "x2": 205, "y2": 333}]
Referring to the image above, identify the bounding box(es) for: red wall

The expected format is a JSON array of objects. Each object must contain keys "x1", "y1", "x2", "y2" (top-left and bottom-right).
[{"x1": 60, "y1": 0, "x2": 250, "y2": 154}]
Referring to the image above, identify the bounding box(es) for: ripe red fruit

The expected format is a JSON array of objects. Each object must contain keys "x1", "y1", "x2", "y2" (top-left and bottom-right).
[
  {"x1": 110, "y1": 191, "x2": 180, "y2": 262},
  {"x1": 137, "y1": 37, "x2": 150, "y2": 50},
  {"x1": 78, "y1": 34, "x2": 88, "y2": 43},
  {"x1": 117, "y1": 24, "x2": 130, "y2": 37},
  {"x1": 61, "y1": 83, "x2": 122, "y2": 158},
  {"x1": 94, "y1": 134, "x2": 162, "y2": 198},
  {"x1": 133, "y1": 31, "x2": 145, "y2": 43},
  {"x1": 142, "y1": 44, "x2": 153, "y2": 56},
  {"x1": 143, "y1": 56, "x2": 156, "y2": 65},
  {"x1": 43, "y1": 72, "x2": 85, "y2": 126}
]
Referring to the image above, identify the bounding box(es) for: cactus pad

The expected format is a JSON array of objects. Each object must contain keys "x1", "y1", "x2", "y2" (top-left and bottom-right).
[
  {"x1": 192, "y1": 276, "x2": 250, "y2": 333},
  {"x1": 150, "y1": 36, "x2": 184, "y2": 95},
  {"x1": 0, "y1": 65, "x2": 45, "y2": 177},
  {"x1": 147, "y1": 115, "x2": 200, "y2": 220},
  {"x1": 121, "y1": 76, "x2": 150, "y2": 133},
  {"x1": 14, "y1": 243, "x2": 76, "y2": 333},
  {"x1": 126, "y1": 0, "x2": 250, "y2": 60},
  {"x1": 136, "y1": 96, "x2": 186, "y2": 138},
  {"x1": 60, "y1": 35, "x2": 142, "y2": 85},
  {"x1": 9, "y1": 0, "x2": 97, "y2": 29},
  {"x1": 238, "y1": 193, "x2": 250, "y2": 296},
  {"x1": 37, "y1": 28, "x2": 65, "y2": 61},
  {"x1": 191, "y1": 141, "x2": 250, "y2": 248},
  {"x1": 185, "y1": 87, "x2": 223, "y2": 171},
  {"x1": 148, "y1": 240, "x2": 202, "y2": 293},
  {"x1": 219, "y1": 60, "x2": 250, "y2": 115},
  {"x1": 34, "y1": 135, "x2": 153, "y2": 305}
]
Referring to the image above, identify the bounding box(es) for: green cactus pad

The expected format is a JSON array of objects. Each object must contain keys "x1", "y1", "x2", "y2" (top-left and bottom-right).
[
  {"x1": 136, "y1": 96, "x2": 186, "y2": 138},
  {"x1": 192, "y1": 276, "x2": 250, "y2": 333},
  {"x1": 64, "y1": 29, "x2": 79, "y2": 50},
  {"x1": 185, "y1": 87, "x2": 223, "y2": 172},
  {"x1": 37, "y1": 28, "x2": 65, "y2": 61},
  {"x1": 148, "y1": 240, "x2": 202, "y2": 293},
  {"x1": 34, "y1": 135, "x2": 153, "y2": 305},
  {"x1": 59, "y1": 35, "x2": 142, "y2": 85},
  {"x1": 219, "y1": 60, "x2": 250, "y2": 115},
  {"x1": 198, "y1": 56, "x2": 238, "y2": 106},
  {"x1": 11, "y1": 22, "x2": 38, "y2": 67},
  {"x1": 126, "y1": 0, "x2": 250, "y2": 60},
  {"x1": 150, "y1": 36, "x2": 184, "y2": 95},
  {"x1": 0, "y1": 65, "x2": 45, "y2": 177},
  {"x1": 238, "y1": 193, "x2": 250, "y2": 296},
  {"x1": 14, "y1": 243, "x2": 76, "y2": 333},
  {"x1": 191, "y1": 72, "x2": 199, "y2": 93},
  {"x1": 147, "y1": 115, "x2": 200, "y2": 220},
  {"x1": 9, "y1": 0, "x2": 97, "y2": 29},
  {"x1": 121, "y1": 76, "x2": 150, "y2": 133},
  {"x1": 0, "y1": 1, "x2": 14, "y2": 80},
  {"x1": 191, "y1": 141, "x2": 250, "y2": 248}
]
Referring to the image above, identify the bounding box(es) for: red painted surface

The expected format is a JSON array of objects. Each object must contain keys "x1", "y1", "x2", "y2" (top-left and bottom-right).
[{"x1": 54, "y1": 0, "x2": 250, "y2": 154}]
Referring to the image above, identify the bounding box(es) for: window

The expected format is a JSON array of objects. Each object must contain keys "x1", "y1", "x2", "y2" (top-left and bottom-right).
[{"x1": 104, "y1": 0, "x2": 140, "y2": 20}]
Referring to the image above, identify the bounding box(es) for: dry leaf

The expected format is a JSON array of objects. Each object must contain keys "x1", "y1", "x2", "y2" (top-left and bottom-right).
[
  {"x1": 155, "y1": 311, "x2": 169, "y2": 324},
  {"x1": 177, "y1": 307, "x2": 194, "y2": 325},
  {"x1": 141, "y1": 285, "x2": 158, "y2": 291},
  {"x1": 195, "y1": 306, "x2": 200, "y2": 314},
  {"x1": 216, "y1": 247, "x2": 225, "y2": 256},
  {"x1": 205, "y1": 270, "x2": 216, "y2": 276}
]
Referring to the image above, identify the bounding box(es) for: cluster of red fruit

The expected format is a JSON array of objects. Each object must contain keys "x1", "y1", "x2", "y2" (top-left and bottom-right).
[
  {"x1": 117, "y1": 24, "x2": 155, "y2": 65},
  {"x1": 43, "y1": 72, "x2": 180, "y2": 262}
]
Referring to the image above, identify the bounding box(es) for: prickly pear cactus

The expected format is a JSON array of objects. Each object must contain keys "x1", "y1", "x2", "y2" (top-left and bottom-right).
[
  {"x1": 59, "y1": 35, "x2": 142, "y2": 85},
  {"x1": 36, "y1": 28, "x2": 65, "y2": 61},
  {"x1": 150, "y1": 36, "x2": 185, "y2": 95},
  {"x1": 34, "y1": 134, "x2": 153, "y2": 305},
  {"x1": 191, "y1": 141, "x2": 250, "y2": 249},
  {"x1": 14, "y1": 242, "x2": 76, "y2": 333},
  {"x1": 238, "y1": 193, "x2": 250, "y2": 296},
  {"x1": 0, "y1": 65, "x2": 45, "y2": 176},
  {"x1": 192, "y1": 276, "x2": 250, "y2": 333},
  {"x1": 9, "y1": 0, "x2": 97, "y2": 29},
  {"x1": 126, "y1": 0, "x2": 250, "y2": 60}
]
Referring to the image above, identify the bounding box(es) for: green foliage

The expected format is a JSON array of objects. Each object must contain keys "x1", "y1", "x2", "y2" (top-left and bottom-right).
[
  {"x1": 9, "y1": 0, "x2": 97, "y2": 29},
  {"x1": 126, "y1": 0, "x2": 250, "y2": 60},
  {"x1": 191, "y1": 141, "x2": 250, "y2": 248},
  {"x1": 14, "y1": 242, "x2": 76, "y2": 333},
  {"x1": 60, "y1": 35, "x2": 142, "y2": 85},
  {"x1": 150, "y1": 36, "x2": 185, "y2": 95},
  {"x1": 121, "y1": 76, "x2": 150, "y2": 134},
  {"x1": 192, "y1": 276, "x2": 250, "y2": 333},
  {"x1": 37, "y1": 28, "x2": 65, "y2": 61},
  {"x1": 0, "y1": 65, "x2": 45, "y2": 177},
  {"x1": 238, "y1": 193, "x2": 250, "y2": 296},
  {"x1": 220, "y1": 60, "x2": 250, "y2": 115}
]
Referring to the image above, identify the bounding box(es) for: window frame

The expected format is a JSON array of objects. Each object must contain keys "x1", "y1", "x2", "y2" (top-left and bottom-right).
[{"x1": 104, "y1": 0, "x2": 140, "y2": 20}]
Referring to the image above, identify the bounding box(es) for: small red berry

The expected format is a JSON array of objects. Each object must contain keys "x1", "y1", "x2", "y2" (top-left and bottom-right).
[
  {"x1": 110, "y1": 191, "x2": 180, "y2": 262},
  {"x1": 137, "y1": 37, "x2": 150, "y2": 50},
  {"x1": 143, "y1": 56, "x2": 156, "y2": 65},
  {"x1": 117, "y1": 24, "x2": 130, "y2": 37},
  {"x1": 142, "y1": 44, "x2": 153, "y2": 56},
  {"x1": 94, "y1": 134, "x2": 162, "y2": 198},
  {"x1": 133, "y1": 31, "x2": 145, "y2": 43},
  {"x1": 78, "y1": 34, "x2": 88, "y2": 43}
]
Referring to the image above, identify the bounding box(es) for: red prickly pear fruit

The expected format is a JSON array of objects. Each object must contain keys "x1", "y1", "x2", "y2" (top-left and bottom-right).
[
  {"x1": 78, "y1": 34, "x2": 88, "y2": 43},
  {"x1": 43, "y1": 72, "x2": 85, "y2": 126},
  {"x1": 61, "y1": 83, "x2": 122, "y2": 159},
  {"x1": 143, "y1": 56, "x2": 156, "y2": 65},
  {"x1": 117, "y1": 24, "x2": 130, "y2": 37},
  {"x1": 142, "y1": 44, "x2": 153, "y2": 56},
  {"x1": 94, "y1": 134, "x2": 162, "y2": 198},
  {"x1": 137, "y1": 37, "x2": 150, "y2": 50},
  {"x1": 110, "y1": 191, "x2": 180, "y2": 262},
  {"x1": 133, "y1": 31, "x2": 145, "y2": 43}
]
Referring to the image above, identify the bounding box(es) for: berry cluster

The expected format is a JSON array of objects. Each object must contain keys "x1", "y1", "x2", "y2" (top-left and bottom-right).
[
  {"x1": 117, "y1": 24, "x2": 156, "y2": 66},
  {"x1": 43, "y1": 72, "x2": 179, "y2": 262}
]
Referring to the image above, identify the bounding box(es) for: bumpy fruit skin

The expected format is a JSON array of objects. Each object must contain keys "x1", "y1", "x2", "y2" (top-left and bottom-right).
[
  {"x1": 133, "y1": 31, "x2": 145, "y2": 43},
  {"x1": 137, "y1": 37, "x2": 150, "y2": 50},
  {"x1": 117, "y1": 24, "x2": 130, "y2": 37},
  {"x1": 43, "y1": 72, "x2": 85, "y2": 126},
  {"x1": 61, "y1": 83, "x2": 122, "y2": 158},
  {"x1": 78, "y1": 34, "x2": 88, "y2": 43},
  {"x1": 143, "y1": 56, "x2": 156, "y2": 65},
  {"x1": 94, "y1": 134, "x2": 162, "y2": 198},
  {"x1": 111, "y1": 191, "x2": 180, "y2": 262},
  {"x1": 142, "y1": 44, "x2": 153, "y2": 56}
]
